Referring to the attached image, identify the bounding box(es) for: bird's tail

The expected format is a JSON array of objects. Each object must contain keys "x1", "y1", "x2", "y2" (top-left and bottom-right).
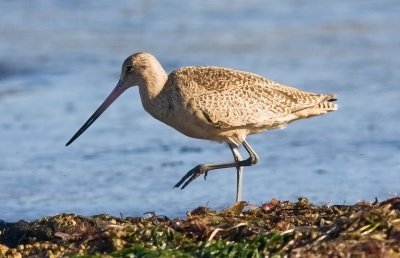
[
  {"x1": 294, "y1": 94, "x2": 338, "y2": 118},
  {"x1": 316, "y1": 94, "x2": 338, "y2": 111}
]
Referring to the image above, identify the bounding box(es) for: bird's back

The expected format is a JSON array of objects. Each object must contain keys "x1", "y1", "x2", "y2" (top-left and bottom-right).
[{"x1": 172, "y1": 66, "x2": 335, "y2": 118}]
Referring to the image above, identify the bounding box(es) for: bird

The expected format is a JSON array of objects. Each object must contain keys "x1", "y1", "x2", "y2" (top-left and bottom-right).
[{"x1": 66, "y1": 52, "x2": 337, "y2": 202}]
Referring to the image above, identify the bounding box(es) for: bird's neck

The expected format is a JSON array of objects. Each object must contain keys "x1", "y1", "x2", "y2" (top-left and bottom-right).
[
  {"x1": 138, "y1": 65, "x2": 168, "y2": 100},
  {"x1": 138, "y1": 64, "x2": 168, "y2": 115}
]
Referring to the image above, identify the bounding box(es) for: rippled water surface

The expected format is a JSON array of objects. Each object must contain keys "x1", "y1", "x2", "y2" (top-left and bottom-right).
[{"x1": 1, "y1": 0, "x2": 399, "y2": 221}]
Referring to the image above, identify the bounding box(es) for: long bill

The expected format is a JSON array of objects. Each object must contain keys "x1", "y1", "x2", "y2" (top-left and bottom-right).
[{"x1": 66, "y1": 81, "x2": 126, "y2": 146}]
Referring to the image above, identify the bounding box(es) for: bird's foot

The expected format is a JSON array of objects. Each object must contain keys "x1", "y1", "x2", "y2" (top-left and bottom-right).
[{"x1": 174, "y1": 164, "x2": 209, "y2": 190}]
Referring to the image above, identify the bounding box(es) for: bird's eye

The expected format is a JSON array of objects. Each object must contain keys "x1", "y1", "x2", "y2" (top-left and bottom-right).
[{"x1": 126, "y1": 65, "x2": 133, "y2": 72}]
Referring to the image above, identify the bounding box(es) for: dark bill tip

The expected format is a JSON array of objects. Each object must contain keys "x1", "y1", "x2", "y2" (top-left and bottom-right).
[{"x1": 65, "y1": 81, "x2": 124, "y2": 146}]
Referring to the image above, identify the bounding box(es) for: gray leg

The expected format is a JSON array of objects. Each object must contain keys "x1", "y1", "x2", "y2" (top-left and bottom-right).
[
  {"x1": 229, "y1": 144, "x2": 243, "y2": 202},
  {"x1": 174, "y1": 140, "x2": 259, "y2": 194},
  {"x1": 242, "y1": 139, "x2": 259, "y2": 165}
]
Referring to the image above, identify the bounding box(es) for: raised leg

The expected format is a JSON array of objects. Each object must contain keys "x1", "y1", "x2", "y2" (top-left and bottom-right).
[
  {"x1": 174, "y1": 140, "x2": 259, "y2": 195},
  {"x1": 242, "y1": 139, "x2": 259, "y2": 165}
]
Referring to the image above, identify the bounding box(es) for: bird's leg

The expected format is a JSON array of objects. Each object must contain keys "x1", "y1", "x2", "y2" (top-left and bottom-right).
[
  {"x1": 204, "y1": 143, "x2": 241, "y2": 180},
  {"x1": 229, "y1": 143, "x2": 244, "y2": 202},
  {"x1": 174, "y1": 161, "x2": 241, "y2": 190},
  {"x1": 174, "y1": 140, "x2": 259, "y2": 192},
  {"x1": 241, "y1": 139, "x2": 259, "y2": 166}
]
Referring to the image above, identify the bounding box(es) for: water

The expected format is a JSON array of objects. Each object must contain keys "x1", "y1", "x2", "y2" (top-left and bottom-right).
[{"x1": 0, "y1": 0, "x2": 399, "y2": 222}]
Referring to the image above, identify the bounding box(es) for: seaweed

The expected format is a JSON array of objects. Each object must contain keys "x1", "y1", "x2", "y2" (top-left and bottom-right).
[{"x1": 1, "y1": 197, "x2": 399, "y2": 257}]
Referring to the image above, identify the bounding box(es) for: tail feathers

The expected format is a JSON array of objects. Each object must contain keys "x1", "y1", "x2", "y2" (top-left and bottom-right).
[
  {"x1": 321, "y1": 93, "x2": 338, "y2": 110},
  {"x1": 316, "y1": 100, "x2": 338, "y2": 111},
  {"x1": 294, "y1": 94, "x2": 338, "y2": 118}
]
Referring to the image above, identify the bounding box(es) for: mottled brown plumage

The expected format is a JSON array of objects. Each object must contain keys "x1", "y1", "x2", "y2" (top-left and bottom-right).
[{"x1": 66, "y1": 52, "x2": 337, "y2": 202}]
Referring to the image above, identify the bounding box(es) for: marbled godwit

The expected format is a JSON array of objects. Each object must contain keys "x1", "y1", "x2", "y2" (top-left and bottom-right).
[{"x1": 66, "y1": 52, "x2": 337, "y2": 202}]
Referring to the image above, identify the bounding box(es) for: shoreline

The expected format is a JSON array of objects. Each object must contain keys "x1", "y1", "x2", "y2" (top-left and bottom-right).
[{"x1": 1, "y1": 197, "x2": 399, "y2": 257}]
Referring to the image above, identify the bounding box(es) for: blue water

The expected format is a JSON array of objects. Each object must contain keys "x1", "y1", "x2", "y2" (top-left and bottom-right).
[{"x1": 1, "y1": 0, "x2": 399, "y2": 222}]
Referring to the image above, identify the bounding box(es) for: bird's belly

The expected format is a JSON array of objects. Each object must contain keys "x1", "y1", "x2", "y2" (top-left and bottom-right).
[
  {"x1": 171, "y1": 116, "x2": 220, "y2": 140},
  {"x1": 157, "y1": 111, "x2": 251, "y2": 146},
  {"x1": 154, "y1": 110, "x2": 223, "y2": 142}
]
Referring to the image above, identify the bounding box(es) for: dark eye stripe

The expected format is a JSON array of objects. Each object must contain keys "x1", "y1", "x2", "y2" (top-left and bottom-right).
[{"x1": 126, "y1": 65, "x2": 133, "y2": 72}]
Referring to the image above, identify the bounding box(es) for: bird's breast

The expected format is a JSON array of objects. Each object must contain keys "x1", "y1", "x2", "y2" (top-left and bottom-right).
[{"x1": 146, "y1": 100, "x2": 222, "y2": 141}]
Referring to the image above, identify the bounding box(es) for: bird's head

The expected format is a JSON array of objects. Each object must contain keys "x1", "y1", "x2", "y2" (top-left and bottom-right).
[
  {"x1": 118, "y1": 52, "x2": 163, "y2": 89},
  {"x1": 65, "y1": 52, "x2": 160, "y2": 146}
]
